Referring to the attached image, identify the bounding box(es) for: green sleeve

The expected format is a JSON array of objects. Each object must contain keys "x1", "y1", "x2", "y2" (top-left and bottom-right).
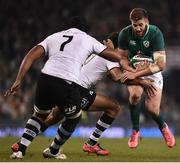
[
  {"x1": 152, "y1": 28, "x2": 165, "y2": 51},
  {"x1": 118, "y1": 29, "x2": 128, "y2": 50}
]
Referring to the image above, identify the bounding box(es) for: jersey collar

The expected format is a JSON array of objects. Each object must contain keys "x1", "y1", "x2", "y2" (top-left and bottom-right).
[
  {"x1": 68, "y1": 28, "x2": 86, "y2": 34},
  {"x1": 142, "y1": 25, "x2": 149, "y2": 38}
]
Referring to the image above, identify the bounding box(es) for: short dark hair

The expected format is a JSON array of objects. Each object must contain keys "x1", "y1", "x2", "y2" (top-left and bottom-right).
[
  {"x1": 129, "y1": 8, "x2": 148, "y2": 21},
  {"x1": 108, "y1": 32, "x2": 118, "y2": 49},
  {"x1": 65, "y1": 16, "x2": 89, "y2": 32}
]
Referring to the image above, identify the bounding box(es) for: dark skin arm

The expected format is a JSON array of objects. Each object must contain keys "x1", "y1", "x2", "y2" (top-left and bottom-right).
[
  {"x1": 99, "y1": 48, "x2": 122, "y2": 62},
  {"x1": 117, "y1": 48, "x2": 136, "y2": 72},
  {"x1": 108, "y1": 67, "x2": 157, "y2": 97},
  {"x1": 102, "y1": 40, "x2": 135, "y2": 72},
  {"x1": 4, "y1": 45, "x2": 45, "y2": 96}
]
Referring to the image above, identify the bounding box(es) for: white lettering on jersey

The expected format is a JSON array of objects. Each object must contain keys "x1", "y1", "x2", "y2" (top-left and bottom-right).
[{"x1": 65, "y1": 106, "x2": 77, "y2": 115}]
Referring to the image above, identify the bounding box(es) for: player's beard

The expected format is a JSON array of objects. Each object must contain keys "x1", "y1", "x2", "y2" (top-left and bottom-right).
[{"x1": 135, "y1": 25, "x2": 148, "y2": 37}]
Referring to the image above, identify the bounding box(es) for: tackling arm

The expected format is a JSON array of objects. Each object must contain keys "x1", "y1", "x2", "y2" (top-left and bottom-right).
[
  {"x1": 109, "y1": 67, "x2": 156, "y2": 97},
  {"x1": 118, "y1": 48, "x2": 136, "y2": 72},
  {"x1": 120, "y1": 51, "x2": 166, "y2": 82},
  {"x1": 99, "y1": 48, "x2": 122, "y2": 62}
]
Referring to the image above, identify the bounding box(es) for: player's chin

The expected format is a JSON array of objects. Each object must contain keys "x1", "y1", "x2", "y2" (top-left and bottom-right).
[{"x1": 136, "y1": 32, "x2": 143, "y2": 36}]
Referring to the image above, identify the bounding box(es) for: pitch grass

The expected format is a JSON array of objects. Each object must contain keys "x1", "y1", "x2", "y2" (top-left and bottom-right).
[{"x1": 0, "y1": 136, "x2": 180, "y2": 162}]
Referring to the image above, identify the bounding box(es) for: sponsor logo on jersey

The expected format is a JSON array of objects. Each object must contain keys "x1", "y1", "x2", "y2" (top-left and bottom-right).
[
  {"x1": 158, "y1": 80, "x2": 162, "y2": 85},
  {"x1": 143, "y1": 40, "x2": 150, "y2": 48},
  {"x1": 81, "y1": 98, "x2": 89, "y2": 109},
  {"x1": 89, "y1": 90, "x2": 94, "y2": 95},
  {"x1": 129, "y1": 40, "x2": 136, "y2": 46},
  {"x1": 65, "y1": 106, "x2": 76, "y2": 115},
  {"x1": 25, "y1": 129, "x2": 36, "y2": 137}
]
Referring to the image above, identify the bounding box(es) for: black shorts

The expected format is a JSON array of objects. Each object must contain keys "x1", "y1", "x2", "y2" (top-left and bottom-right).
[
  {"x1": 35, "y1": 73, "x2": 81, "y2": 118},
  {"x1": 77, "y1": 85, "x2": 96, "y2": 111}
]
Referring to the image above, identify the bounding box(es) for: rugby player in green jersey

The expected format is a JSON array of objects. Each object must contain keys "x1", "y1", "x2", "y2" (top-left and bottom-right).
[{"x1": 118, "y1": 8, "x2": 175, "y2": 148}]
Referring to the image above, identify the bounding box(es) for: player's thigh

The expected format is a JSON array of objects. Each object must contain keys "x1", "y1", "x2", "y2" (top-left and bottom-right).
[
  {"x1": 89, "y1": 94, "x2": 119, "y2": 112},
  {"x1": 145, "y1": 87, "x2": 162, "y2": 112}
]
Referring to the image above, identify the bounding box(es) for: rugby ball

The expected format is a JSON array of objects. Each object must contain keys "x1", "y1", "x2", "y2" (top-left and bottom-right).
[{"x1": 130, "y1": 55, "x2": 153, "y2": 68}]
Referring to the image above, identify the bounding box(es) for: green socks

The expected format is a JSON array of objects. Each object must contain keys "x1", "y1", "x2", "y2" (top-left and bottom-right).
[
  {"x1": 129, "y1": 102, "x2": 142, "y2": 132},
  {"x1": 151, "y1": 112, "x2": 166, "y2": 129}
]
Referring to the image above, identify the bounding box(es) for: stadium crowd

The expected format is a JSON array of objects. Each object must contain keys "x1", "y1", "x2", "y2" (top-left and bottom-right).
[{"x1": 0, "y1": 0, "x2": 180, "y2": 131}]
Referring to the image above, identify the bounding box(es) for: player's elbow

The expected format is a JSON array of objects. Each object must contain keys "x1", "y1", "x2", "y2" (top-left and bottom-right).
[
  {"x1": 111, "y1": 74, "x2": 122, "y2": 82},
  {"x1": 157, "y1": 60, "x2": 166, "y2": 71}
]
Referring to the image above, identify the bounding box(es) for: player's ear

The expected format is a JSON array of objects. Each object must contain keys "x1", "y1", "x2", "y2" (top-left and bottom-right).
[{"x1": 145, "y1": 18, "x2": 149, "y2": 24}]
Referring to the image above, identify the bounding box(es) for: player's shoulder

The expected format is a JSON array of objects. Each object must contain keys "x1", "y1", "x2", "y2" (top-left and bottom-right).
[
  {"x1": 119, "y1": 25, "x2": 133, "y2": 38},
  {"x1": 149, "y1": 25, "x2": 162, "y2": 34},
  {"x1": 120, "y1": 25, "x2": 132, "y2": 33},
  {"x1": 46, "y1": 32, "x2": 61, "y2": 40}
]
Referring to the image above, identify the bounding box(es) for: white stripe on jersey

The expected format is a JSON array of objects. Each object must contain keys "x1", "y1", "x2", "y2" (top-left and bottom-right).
[{"x1": 38, "y1": 28, "x2": 106, "y2": 83}]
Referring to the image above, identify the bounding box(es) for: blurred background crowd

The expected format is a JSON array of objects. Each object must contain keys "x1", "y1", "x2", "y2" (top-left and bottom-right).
[{"x1": 0, "y1": 0, "x2": 180, "y2": 135}]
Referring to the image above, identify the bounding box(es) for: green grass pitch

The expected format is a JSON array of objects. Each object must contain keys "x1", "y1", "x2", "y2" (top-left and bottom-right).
[{"x1": 0, "y1": 136, "x2": 180, "y2": 162}]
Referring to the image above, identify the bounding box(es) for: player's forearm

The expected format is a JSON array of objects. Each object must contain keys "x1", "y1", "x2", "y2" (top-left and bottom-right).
[
  {"x1": 15, "y1": 55, "x2": 34, "y2": 82},
  {"x1": 100, "y1": 48, "x2": 122, "y2": 62},
  {"x1": 148, "y1": 51, "x2": 166, "y2": 73},
  {"x1": 15, "y1": 46, "x2": 44, "y2": 83},
  {"x1": 120, "y1": 58, "x2": 135, "y2": 72},
  {"x1": 134, "y1": 59, "x2": 166, "y2": 78},
  {"x1": 125, "y1": 78, "x2": 143, "y2": 85}
]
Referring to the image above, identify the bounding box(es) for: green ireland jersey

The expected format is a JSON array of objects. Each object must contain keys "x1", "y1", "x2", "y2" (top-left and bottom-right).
[{"x1": 118, "y1": 25, "x2": 165, "y2": 60}]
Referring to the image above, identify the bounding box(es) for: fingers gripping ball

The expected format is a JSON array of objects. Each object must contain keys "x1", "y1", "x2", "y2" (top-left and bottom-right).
[{"x1": 130, "y1": 55, "x2": 154, "y2": 69}]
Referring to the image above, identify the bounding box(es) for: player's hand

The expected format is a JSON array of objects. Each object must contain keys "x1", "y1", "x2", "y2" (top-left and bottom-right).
[
  {"x1": 135, "y1": 60, "x2": 150, "y2": 71},
  {"x1": 120, "y1": 71, "x2": 137, "y2": 83},
  {"x1": 120, "y1": 58, "x2": 136, "y2": 73},
  {"x1": 103, "y1": 39, "x2": 114, "y2": 49},
  {"x1": 4, "y1": 80, "x2": 21, "y2": 97},
  {"x1": 140, "y1": 79, "x2": 157, "y2": 98}
]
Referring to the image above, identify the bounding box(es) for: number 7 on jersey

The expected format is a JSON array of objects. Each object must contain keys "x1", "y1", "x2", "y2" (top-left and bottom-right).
[{"x1": 60, "y1": 35, "x2": 73, "y2": 51}]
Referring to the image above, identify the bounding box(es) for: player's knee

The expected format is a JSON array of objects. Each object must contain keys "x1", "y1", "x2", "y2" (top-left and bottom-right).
[
  {"x1": 107, "y1": 103, "x2": 121, "y2": 118},
  {"x1": 33, "y1": 110, "x2": 49, "y2": 121},
  {"x1": 129, "y1": 93, "x2": 141, "y2": 105},
  {"x1": 147, "y1": 107, "x2": 159, "y2": 116},
  {"x1": 114, "y1": 104, "x2": 121, "y2": 114}
]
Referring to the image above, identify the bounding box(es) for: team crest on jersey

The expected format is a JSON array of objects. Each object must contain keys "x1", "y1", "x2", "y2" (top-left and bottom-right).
[
  {"x1": 89, "y1": 90, "x2": 94, "y2": 95},
  {"x1": 129, "y1": 40, "x2": 136, "y2": 46},
  {"x1": 143, "y1": 41, "x2": 150, "y2": 48}
]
